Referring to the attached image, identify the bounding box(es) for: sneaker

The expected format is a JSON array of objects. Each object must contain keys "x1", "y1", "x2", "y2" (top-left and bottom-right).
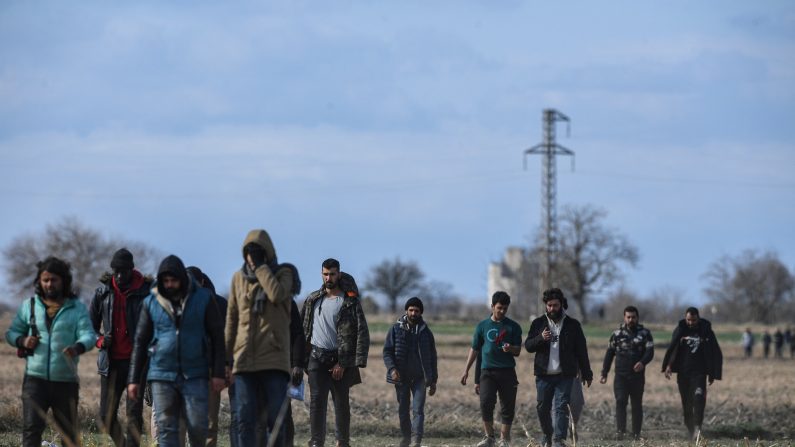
[
  {"x1": 632, "y1": 433, "x2": 641, "y2": 441},
  {"x1": 476, "y1": 435, "x2": 496, "y2": 447},
  {"x1": 692, "y1": 425, "x2": 702, "y2": 441},
  {"x1": 497, "y1": 439, "x2": 511, "y2": 447},
  {"x1": 552, "y1": 439, "x2": 568, "y2": 447},
  {"x1": 614, "y1": 431, "x2": 626, "y2": 440}
]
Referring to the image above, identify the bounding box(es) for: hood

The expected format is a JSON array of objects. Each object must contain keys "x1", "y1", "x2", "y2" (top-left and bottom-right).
[
  {"x1": 156, "y1": 255, "x2": 190, "y2": 297},
  {"x1": 242, "y1": 229, "x2": 277, "y2": 263},
  {"x1": 397, "y1": 313, "x2": 425, "y2": 332}
]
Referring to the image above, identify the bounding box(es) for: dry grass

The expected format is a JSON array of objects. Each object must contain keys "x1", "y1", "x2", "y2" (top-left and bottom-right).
[{"x1": 1, "y1": 313, "x2": 793, "y2": 446}]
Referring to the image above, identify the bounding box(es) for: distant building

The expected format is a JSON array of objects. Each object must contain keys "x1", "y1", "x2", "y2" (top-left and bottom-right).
[{"x1": 488, "y1": 246, "x2": 539, "y2": 321}]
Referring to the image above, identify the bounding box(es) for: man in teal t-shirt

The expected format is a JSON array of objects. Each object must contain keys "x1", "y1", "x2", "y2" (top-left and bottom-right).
[{"x1": 461, "y1": 292, "x2": 523, "y2": 447}]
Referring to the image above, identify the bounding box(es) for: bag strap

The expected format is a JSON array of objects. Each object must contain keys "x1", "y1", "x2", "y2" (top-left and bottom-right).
[{"x1": 28, "y1": 297, "x2": 39, "y2": 338}]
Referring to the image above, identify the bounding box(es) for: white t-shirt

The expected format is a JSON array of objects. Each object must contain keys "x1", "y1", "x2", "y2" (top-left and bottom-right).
[
  {"x1": 311, "y1": 295, "x2": 344, "y2": 350},
  {"x1": 546, "y1": 314, "x2": 566, "y2": 374}
]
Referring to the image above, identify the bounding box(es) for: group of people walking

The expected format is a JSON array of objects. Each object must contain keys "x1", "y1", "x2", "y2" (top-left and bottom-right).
[
  {"x1": 5, "y1": 227, "x2": 724, "y2": 447},
  {"x1": 742, "y1": 327, "x2": 794, "y2": 359}
]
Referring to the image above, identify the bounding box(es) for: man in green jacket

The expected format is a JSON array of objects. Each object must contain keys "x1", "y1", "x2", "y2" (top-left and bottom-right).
[
  {"x1": 301, "y1": 258, "x2": 370, "y2": 447},
  {"x1": 5, "y1": 256, "x2": 96, "y2": 447}
]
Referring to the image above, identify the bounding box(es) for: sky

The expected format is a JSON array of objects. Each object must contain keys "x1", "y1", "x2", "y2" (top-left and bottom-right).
[{"x1": 1, "y1": 1, "x2": 793, "y2": 308}]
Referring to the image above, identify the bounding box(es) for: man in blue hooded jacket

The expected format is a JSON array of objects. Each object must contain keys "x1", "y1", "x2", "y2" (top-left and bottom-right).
[{"x1": 383, "y1": 297, "x2": 438, "y2": 447}]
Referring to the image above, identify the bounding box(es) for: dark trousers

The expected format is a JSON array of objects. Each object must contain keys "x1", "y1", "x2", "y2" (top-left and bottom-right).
[
  {"x1": 308, "y1": 358, "x2": 354, "y2": 447},
  {"x1": 479, "y1": 368, "x2": 518, "y2": 425},
  {"x1": 235, "y1": 370, "x2": 289, "y2": 447},
  {"x1": 614, "y1": 373, "x2": 644, "y2": 436},
  {"x1": 22, "y1": 375, "x2": 80, "y2": 447},
  {"x1": 676, "y1": 374, "x2": 707, "y2": 434},
  {"x1": 99, "y1": 359, "x2": 144, "y2": 447}
]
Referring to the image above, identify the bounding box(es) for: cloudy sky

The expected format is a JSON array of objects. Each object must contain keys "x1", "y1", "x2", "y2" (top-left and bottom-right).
[{"x1": 1, "y1": 1, "x2": 793, "y2": 307}]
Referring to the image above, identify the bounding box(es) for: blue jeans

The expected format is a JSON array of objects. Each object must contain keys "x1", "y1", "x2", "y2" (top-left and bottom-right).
[
  {"x1": 536, "y1": 375, "x2": 574, "y2": 441},
  {"x1": 150, "y1": 377, "x2": 209, "y2": 447},
  {"x1": 395, "y1": 377, "x2": 426, "y2": 443},
  {"x1": 234, "y1": 370, "x2": 289, "y2": 447}
]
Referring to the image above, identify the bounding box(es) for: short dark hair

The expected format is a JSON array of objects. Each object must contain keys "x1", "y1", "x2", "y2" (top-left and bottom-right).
[
  {"x1": 34, "y1": 256, "x2": 76, "y2": 298},
  {"x1": 322, "y1": 258, "x2": 340, "y2": 270},
  {"x1": 492, "y1": 291, "x2": 511, "y2": 306},
  {"x1": 543, "y1": 288, "x2": 565, "y2": 304},
  {"x1": 624, "y1": 305, "x2": 639, "y2": 318},
  {"x1": 686, "y1": 307, "x2": 699, "y2": 317}
]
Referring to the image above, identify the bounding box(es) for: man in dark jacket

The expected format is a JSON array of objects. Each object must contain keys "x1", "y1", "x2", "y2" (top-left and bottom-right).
[
  {"x1": 773, "y1": 329, "x2": 784, "y2": 358},
  {"x1": 600, "y1": 306, "x2": 654, "y2": 440},
  {"x1": 300, "y1": 258, "x2": 370, "y2": 447},
  {"x1": 127, "y1": 255, "x2": 226, "y2": 447},
  {"x1": 662, "y1": 307, "x2": 723, "y2": 440},
  {"x1": 525, "y1": 288, "x2": 593, "y2": 447},
  {"x1": 762, "y1": 330, "x2": 772, "y2": 358},
  {"x1": 383, "y1": 297, "x2": 438, "y2": 447},
  {"x1": 90, "y1": 248, "x2": 153, "y2": 447}
]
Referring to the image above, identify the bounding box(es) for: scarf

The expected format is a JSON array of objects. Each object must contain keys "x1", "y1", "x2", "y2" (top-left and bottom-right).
[{"x1": 242, "y1": 263, "x2": 268, "y2": 315}]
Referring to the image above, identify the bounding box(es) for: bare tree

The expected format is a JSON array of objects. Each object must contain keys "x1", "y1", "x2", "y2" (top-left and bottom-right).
[
  {"x1": 419, "y1": 279, "x2": 463, "y2": 318},
  {"x1": 553, "y1": 204, "x2": 639, "y2": 323},
  {"x1": 2, "y1": 216, "x2": 162, "y2": 302},
  {"x1": 365, "y1": 257, "x2": 425, "y2": 314},
  {"x1": 703, "y1": 250, "x2": 794, "y2": 323}
]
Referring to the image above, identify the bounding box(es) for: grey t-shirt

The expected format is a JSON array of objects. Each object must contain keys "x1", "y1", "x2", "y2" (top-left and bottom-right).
[{"x1": 311, "y1": 295, "x2": 344, "y2": 350}]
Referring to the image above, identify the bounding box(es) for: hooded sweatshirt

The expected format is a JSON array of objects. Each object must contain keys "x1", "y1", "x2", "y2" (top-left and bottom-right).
[{"x1": 226, "y1": 230, "x2": 294, "y2": 374}]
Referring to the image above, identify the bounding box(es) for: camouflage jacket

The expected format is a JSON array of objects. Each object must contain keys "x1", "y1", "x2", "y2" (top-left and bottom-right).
[{"x1": 601, "y1": 323, "x2": 654, "y2": 377}]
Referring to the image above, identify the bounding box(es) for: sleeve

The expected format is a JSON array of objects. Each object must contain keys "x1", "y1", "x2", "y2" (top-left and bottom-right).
[
  {"x1": 524, "y1": 319, "x2": 546, "y2": 353},
  {"x1": 601, "y1": 333, "x2": 616, "y2": 377},
  {"x1": 429, "y1": 330, "x2": 438, "y2": 385},
  {"x1": 354, "y1": 301, "x2": 370, "y2": 368},
  {"x1": 661, "y1": 326, "x2": 681, "y2": 372},
  {"x1": 575, "y1": 322, "x2": 593, "y2": 381},
  {"x1": 471, "y1": 322, "x2": 483, "y2": 350},
  {"x1": 128, "y1": 304, "x2": 154, "y2": 385},
  {"x1": 289, "y1": 300, "x2": 305, "y2": 368},
  {"x1": 474, "y1": 348, "x2": 482, "y2": 385},
  {"x1": 74, "y1": 302, "x2": 97, "y2": 353},
  {"x1": 709, "y1": 329, "x2": 723, "y2": 381},
  {"x1": 224, "y1": 277, "x2": 239, "y2": 365},
  {"x1": 510, "y1": 321, "x2": 523, "y2": 347},
  {"x1": 205, "y1": 297, "x2": 226, "y2": 379},
  {"x1": 5, "y1": 301, "x2": 29, "y2": 348},
  {"x1": 382, "y1": 326, "x2": 397, "y2": 377},
  {"x1": 255, "y1": 264, "x2": 292, "y2": 305},
  {"x1": 640, "y1": 330, "x2": 654, "y2": 366},
  {"x1": 89, "y1": 289, "x2": 103, "y2": 335}
]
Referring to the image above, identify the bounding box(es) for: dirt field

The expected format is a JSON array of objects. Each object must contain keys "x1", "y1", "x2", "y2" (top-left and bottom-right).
[{"x1": 0, "y1": 313, "x2": 793, "y2": 446}]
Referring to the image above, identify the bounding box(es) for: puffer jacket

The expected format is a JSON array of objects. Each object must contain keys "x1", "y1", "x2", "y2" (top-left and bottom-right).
[
  {"x1": 89, "y1": 271, "x2": 153, "y2": 375},
  {"x1": 301, "y1": 275, "x2": 370, "y2": 371},
  {"x1": 226, "y1": 229, "x2": 294, "y2": 374},
  {"x1": 5, "y1": 295, "x2": 96, "y2": 383},
  {"x1": 128, "y1": 256, "x2": 226, "y2": 383},
  {"x1": 383, "y1": 315, "x2": 437, "y2": 385}
]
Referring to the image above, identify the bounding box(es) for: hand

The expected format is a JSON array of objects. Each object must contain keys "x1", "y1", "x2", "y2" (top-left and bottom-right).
[
  {"x1": 101, "y1": 335, "x2": 112, "y2": 350},
  {"x1": 599, "y1": 375, "x2": 607, "y2": 384},
  {"x1": 542, "y1": 327, "x2": 552, "y2": 342},
  {"x1": 22, "y1": 336, "x2": 39, "y2": 350},
  {"x1": 330, "y1": 364, "x2": 345, "y2": 381},
  {"x1": 583, "y1": 378, "x2": 592, "y2": 388},
  {"x1": 128, "y1": 384, "x2": 140, "y2": 401},
  {"x1": 62, "y1": 346, "x2": 79, "y2": 358},
  {"x1": 211, "y1": 377, "x2": 226, "y2": 393},
  {"x1": 474, "y1": 384, "x2": 480, "y2": 395},
  {"x1": 633, "y1": 362, "x2": 645, "y2": 372},
  {"x1": 460, "y1": 371, "x2": 468, "y2": 386},
  {"x1": 225, "y1": 366, "x2": 235, "y2": 386},
  {"x1": 291, "y1": 367, "x2": 304, "y2": 387},
  {"x1": 390, "y1": 369, "x2": 401, "y2": 383},
  {"x1": 428, "y1": 383, "x2": 436, "y2": 396},
  {"x1": 664, "y1": 366, "x2": 672, "y2": 380}
]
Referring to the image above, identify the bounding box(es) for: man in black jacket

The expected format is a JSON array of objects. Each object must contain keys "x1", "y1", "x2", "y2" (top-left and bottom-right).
[
  {"x1": 600, "y1": 306, "x2": 654, "y2": 440},
  {"x1": 89, "y1": 248, "x2": 153, "y2": 447},
  {"x1": 525, "y1": 289, "x2": 592, "y2": 447},
  {"x1": 662, "y1": 307, "x2": 723, "y2": 440}
]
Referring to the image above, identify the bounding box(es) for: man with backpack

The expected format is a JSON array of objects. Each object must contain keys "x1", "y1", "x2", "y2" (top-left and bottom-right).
[
  {"x1": 301, "y1": 258, "x2": 370, "y2": 447},
  {"x1": 90, "y1": 248, "x2": 153, "y2": 447},
  {"x1": 225, "y1": 229, "x2": 297, "y2": 447},
  {"x1": 6, "y1": 256, "x2": 96, "y2": 447}
]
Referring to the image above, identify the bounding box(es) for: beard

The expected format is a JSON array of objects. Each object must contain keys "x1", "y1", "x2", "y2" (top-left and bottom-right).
[
  {"x1": 161, "y1": 286, "x2": 181, "y2": 299},
  {"x1": 324, "y1": 281, "x2": 337, "y2": 290},
  {"x1": 43, "y1": 289, "x2": 62, "y2": 300},
  {"x1": 407, "y1": 314, "x2": 421, "y2": 325},
  {"x1": 546, "y1": 310, "x2": 561, "y2": 321}
]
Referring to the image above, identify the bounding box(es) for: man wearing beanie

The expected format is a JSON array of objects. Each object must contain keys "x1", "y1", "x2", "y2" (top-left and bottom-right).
[
  {"x1": 383, "y1": 297, "x2": 438, "y2": 447},
  {"x1": 127, "y1": 255, "x2": 226, "y2": 447},
  {"x1": 89, "y1": 248, "x2": 153, "y2": 447}
]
